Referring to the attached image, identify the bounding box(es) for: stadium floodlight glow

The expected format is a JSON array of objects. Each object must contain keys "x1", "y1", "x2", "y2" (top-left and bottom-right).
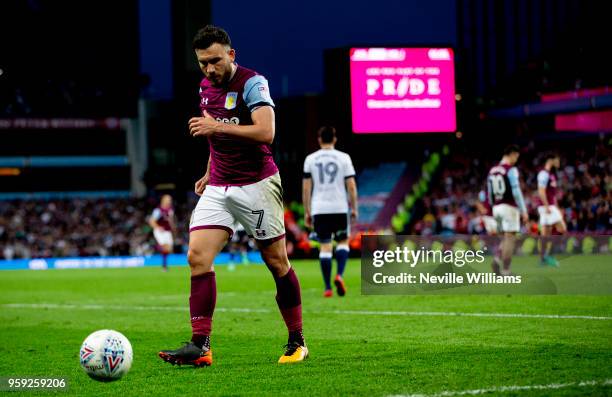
[{"x1": 350, "y1": 47, "x2": 456, "y2": 133}]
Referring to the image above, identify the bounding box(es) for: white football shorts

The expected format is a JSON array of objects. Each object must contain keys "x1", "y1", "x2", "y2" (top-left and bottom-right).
[
  {"x1": 537, "y1": 205, "x2": 563, "y2": 226},
  {"x1": 153, "y1": 229, "x2": 173, "y2": 246},
  {"x1": 481, "y1": 215, "x2": 499, "y2": 235},
  {"x1": 492, "y1": 204, "x2": 520, "y2": 233},
  {"x1": 190, "y1": 173, "x2": 285, "y2": 242}
]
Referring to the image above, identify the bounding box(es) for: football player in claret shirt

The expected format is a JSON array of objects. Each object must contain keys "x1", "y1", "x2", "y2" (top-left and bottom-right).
[
  {"x1": 536, "y1": 153, "x2": 566, "y2": 267},
  {"x1": 158, "y1": 26, "x2": 307, "y2": 366},
  {"x1": 487, "y1": 145, "x2": 529, "y2": 275},
  {"x1": 149, "y1": 194, "x2": 176, "y2": 272}
]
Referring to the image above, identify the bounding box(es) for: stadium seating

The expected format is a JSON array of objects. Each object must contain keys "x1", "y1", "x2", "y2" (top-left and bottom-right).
[{"x1": 355, "y1": 162, "x2": 407, "y2": 225}]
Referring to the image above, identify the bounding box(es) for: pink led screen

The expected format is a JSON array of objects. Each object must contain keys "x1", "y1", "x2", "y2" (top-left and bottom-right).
[{"x1": 350, "y1": 48, "x2": 456, "y2": 133}]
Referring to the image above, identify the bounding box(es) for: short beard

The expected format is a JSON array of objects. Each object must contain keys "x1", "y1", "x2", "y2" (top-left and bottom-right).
[{"x1": 209, "y1": 67, "x2": 232, "y2": 87}]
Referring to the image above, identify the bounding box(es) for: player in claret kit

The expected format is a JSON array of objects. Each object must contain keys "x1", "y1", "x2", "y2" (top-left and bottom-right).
[
  {"x1": 158, "y1": 26, "x2": 307, "y2": 366},
  {"x1": 487, "y1": 145, "x2": 529, "y2": 275},
  {"x1": 302, "y1": 126, "x2": 358, "y2": 298},
  {"x1": 149, "y1": 194, "x2": 176, "y2": 271},
  {"x1": 537, "y1": 153, "x2": 566, "y2": 267},
  {"x1": 473, "y1": 189, "x2": 498, "y2": 235}
]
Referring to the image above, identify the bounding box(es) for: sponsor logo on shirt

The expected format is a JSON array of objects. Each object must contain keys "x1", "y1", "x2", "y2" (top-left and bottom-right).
[{"x1": 215, "y1": 117, "x2": 240, "y2": 124}]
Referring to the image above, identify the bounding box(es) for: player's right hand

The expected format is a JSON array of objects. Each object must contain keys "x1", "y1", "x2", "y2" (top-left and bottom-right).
[
  {"x1": 195, "y1": 174, "x2": 209, "y2": 196},
  {"x1": 545, "y1": 206, "x2": 551, "y2": 214},
  {"x1": 521, "y1": 212, "x2": 529, "y2": 224}
]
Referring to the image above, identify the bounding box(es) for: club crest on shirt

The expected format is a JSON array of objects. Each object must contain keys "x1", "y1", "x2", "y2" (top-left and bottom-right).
[{"x1": 225, "y1": 92, "x2": 238, "y2": 109}]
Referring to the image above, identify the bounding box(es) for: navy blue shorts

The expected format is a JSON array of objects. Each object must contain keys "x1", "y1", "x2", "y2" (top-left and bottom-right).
[{"x1": 313, "y1": 213, "x2": 349, "y2": 243}]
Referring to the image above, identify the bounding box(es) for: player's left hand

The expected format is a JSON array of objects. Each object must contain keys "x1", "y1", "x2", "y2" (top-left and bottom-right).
[
  {"x1": 304, "y1": 213, "x2": 312, "y2": 229},
  {"x1": 351, "y1": 208, "x2": 359, "y2": 221},
  {"x1": 189, "y1": 111, "x2": 219, "y2": 137}
]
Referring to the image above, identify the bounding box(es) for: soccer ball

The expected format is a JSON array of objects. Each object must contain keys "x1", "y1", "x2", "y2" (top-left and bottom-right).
[{"x1": 79, "y1": 330, "x2": 133, "y2": 381}]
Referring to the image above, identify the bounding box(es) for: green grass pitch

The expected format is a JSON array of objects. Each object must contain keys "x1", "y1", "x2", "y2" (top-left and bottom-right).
[{"x1": 0, "y1": 257, "x2": 611, "y2": 396}]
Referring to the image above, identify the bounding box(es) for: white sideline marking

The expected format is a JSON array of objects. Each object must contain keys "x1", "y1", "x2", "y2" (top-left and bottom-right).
[
  {"x1": 327, "y1": 309, "x2": 612, "y2": 321},
  {"x1": 388, "y1": 378, "x2": 612, "y2": 397},
  {"x1": 2, "y1": 303, "x2": 611, "y2": 321}
]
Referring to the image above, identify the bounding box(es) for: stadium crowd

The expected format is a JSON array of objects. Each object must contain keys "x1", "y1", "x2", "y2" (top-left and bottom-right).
[
  {"x1": 412, "y1": 137, "x2": 612, "y2": 235},
  {"x1": 0, "y1": 198, "x2": 191, "y2": 260},
  {"x1": 0, "y1": 196, "x2": 313, "y2": 260},
  {"x1": 1, "y1": 138, "x2": 610, "y2": 260}
]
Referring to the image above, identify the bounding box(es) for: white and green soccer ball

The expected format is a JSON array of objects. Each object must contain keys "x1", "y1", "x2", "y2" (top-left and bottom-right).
[{"x1": 79, "y1": 329, "x2": 133, "y2": 381}]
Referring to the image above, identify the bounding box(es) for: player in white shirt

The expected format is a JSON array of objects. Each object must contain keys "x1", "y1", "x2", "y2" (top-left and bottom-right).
[{"x1": 302, "y1": 126, "x2": 358, "y2": 297}]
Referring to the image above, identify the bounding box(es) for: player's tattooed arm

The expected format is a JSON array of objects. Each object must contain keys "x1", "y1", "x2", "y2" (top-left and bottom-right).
[
  {"x1": 218, "y1": 106, "x2": 275, "y2": 144},
  {"x1": 189, "y1": 111, "x2": 220, "y2": 138},
  {"x1": 188, "y1": 107, "x2": 275, "y2": 144}
]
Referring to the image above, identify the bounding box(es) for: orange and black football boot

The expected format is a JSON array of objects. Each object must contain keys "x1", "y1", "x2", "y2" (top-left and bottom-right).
[{"x1": 158, "y1": 341, "x2": 212, "y2": 367}]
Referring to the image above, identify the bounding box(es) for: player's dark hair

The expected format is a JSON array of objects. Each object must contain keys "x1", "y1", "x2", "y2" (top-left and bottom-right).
[
  {"x1": 193, "y1": 25, "x2": 231, "y2": 50},
  {"x1": 317, "y1": 126, "x2": 336, "y2": 144},
  {"x1": 503, "y1": 144, "x2": 520, "y2": 156}
]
